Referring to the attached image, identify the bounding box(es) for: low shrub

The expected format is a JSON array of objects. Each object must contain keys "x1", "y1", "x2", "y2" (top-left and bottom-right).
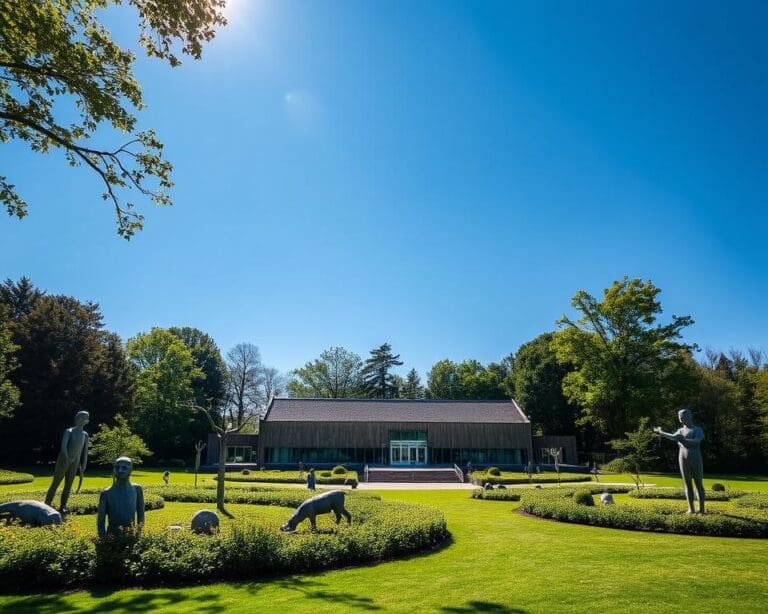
[
  {"x1": 470, "y1": 489, "x2": 521, "y2": 501},
  {"x1": 222, "y1": 471, "x2": 359, "y2": 488},
  {"x1": 573, "y1": 489, "x2": 594, "y2": 506},
  {"x1": 241, "y1": 469, "x2": 251, "y2": 476},
  {"x1": 486, "y1": 467, "x2": 501, "y2": 477},
  {"x1": 332, "y1": 465, "x2": 347, "y2": 476},
  {"x1": 627, "y1": 488, "x2": 743, "y2": 502},
  {"x1": 0, "y1": 489, "x2": 446, "y2": 591},
  {"x1": 711, "y1": 483, "x2": 726, "y2": 492},
  {"x1": 0, "y1": 489, "x2": 165, "y2": 515},
  {"x1": 0, "y1": 469, "x2": 34, "y2": 485},
  {"x1": 735, "y1": 493, "x2": 768, "y2": 510},
  {"x1": 470, "y1": 472, "x2": 592, "y2": 486},
  {"x1": 519, "y1": 488, "x2": 768, "y2": 538}
]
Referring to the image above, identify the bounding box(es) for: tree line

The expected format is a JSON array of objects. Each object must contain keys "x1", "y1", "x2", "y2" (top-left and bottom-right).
[
  {"x1": 0, "y1": 277, "x2": 284, "y2": 465},
  {"x1": 1, "y1": 275, "x2": 767, "y2": 472},
  {"x1": 285, "y1": 277, "x2": 768, "y2": 473}
]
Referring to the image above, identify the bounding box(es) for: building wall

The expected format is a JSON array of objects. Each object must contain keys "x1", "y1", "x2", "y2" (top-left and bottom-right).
[
  {"x1": 258, "y1": 420, "x2": 532, "y2": 465},
  {"x1": 532, "y1": 435, "x2": 579, "y2": 465},
  {"x1": 205, "y1": 432, "x2": 259, "y2": 465}
]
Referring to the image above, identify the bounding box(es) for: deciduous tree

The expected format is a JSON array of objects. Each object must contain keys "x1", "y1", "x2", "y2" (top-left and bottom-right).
[
  {"x1": 0, "y1": 0, "x2": 226, "y2": 237},
  {"x1": 288, "y1": 347, "x2": 363, "y2": 398},
  {"x1": 89, "y1": 414, "x2": 151, "y2": 465}
]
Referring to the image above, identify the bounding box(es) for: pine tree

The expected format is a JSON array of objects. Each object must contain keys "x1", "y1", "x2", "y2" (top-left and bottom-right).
[
  {"x1": 361, "y1": 343, "x2": 404, "y2": 398},
  {"x1": 400, "y1": 369, "x2": 425, "y2": 399}
]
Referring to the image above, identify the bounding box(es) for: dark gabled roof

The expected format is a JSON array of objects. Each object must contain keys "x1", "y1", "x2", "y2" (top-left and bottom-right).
[{"x1": 262, "y1": 398, "x2": 529, "y2": 424}]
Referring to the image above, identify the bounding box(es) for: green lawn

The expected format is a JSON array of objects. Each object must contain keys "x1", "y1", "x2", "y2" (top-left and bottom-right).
[{"x1": 1, "y1": 470, "x2": 768, "y2": 612}]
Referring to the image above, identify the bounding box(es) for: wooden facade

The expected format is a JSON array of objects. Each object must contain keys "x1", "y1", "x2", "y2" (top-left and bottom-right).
[{"x1": 532, "y1": 435, "x2": 579, "y2": 465}]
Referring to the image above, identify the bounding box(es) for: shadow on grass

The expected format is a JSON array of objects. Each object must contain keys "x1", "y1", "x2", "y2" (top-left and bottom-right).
[
  {"x1": 2, "y1": 589, "x2": 225, "y2": 613},
  {"x1": 440, "y1": 601, "x2": 527, "y2": 613},
  {"x1": 238, "y1": 575, "x2": 382, "y2": 610}
]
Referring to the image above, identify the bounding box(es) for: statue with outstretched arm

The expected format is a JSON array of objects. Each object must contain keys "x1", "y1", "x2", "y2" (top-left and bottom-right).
[
  {"x1": 97, "y1": 456, "x2": 145, "y2": 538},
  {"x1": 45, "y1": 410, "x2": 89, "y2": 513},
  {"x1": 653, "y1": 409, "x2": 705, "y2": 513}
]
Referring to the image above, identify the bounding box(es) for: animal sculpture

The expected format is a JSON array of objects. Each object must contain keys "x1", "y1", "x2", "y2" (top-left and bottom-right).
[{"x1": 281, "y1": 490, "x2": 352, "y2": 532}]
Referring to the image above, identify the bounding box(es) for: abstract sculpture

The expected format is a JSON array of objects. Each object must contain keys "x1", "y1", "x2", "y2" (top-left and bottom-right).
[
  {"x1": 191, "y1": 509, "x2": 220, "y2": 534},
  {"x1": 45, "y1": 410, "x2": 89, "y2": 513},
  {"x1": 281, "y1": 490, "x2": 352, "y2": 532},
  {"x1": 654, "y1": 408, "x2": 705, "y2": 514},
  {"x1": 97, "y1": 456, "x2": 145, "y2": 537}
]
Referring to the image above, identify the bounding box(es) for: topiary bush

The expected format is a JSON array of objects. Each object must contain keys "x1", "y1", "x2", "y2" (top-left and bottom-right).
[
  {"x1": 711, "y1": 483, "x2": 726, "y2": 492},
  {"x1": 0, "y1": 489, "x2": 165, "y2": 515},
  {"x1": 0, "y1": 469, "x2": 34, "y2": 485},
  {"x1": 573, "y1": 489, "x2": 595, "y2": 506},
  {"x1": 332, "y1": 465, "x2": 347, "y2": 476},
  {"x1": 241, "y1": 469, "x2": 251, "y2": 476},
  {"x1": 0, "y1": 488, "x2": 446, "y2": 591},
  {"x1": 519, "y1": 488, "x2": 768, "y2": 538},
  {"x1": 486, "y1": 467, "x2": 501, "y2": 477},
  {"x1": 319, "y1": 471, "x2": 332, "y2": 478}
]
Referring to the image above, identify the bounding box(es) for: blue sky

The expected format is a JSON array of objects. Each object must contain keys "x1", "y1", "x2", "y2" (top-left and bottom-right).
[{"x1": 1, "y1": 0, "x2": 766, "y2": 378}]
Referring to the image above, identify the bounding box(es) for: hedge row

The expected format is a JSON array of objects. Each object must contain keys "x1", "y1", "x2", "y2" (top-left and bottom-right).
[
  {"x1": 222, "y1": 472, "x2": 359, "y2": 487},
  {"x1": 470, "y1": 489, "x2": 521, "y2": 501},
  {"x1": 0, "y1": 489, "x2": 165, "y2": 515},
  {"x1": 146, "y1": 485, "x2": 378, "y2": 508},
  {"x1": 0, "y1": 494, "x2": 446, "y2": 590},
  {"x1": 0, "y1": 470, "x2": 34, "y2": 485},
  {"x1": 518, "y1": 488, "x2": 768, "y2": 538},
  {"x1": 735, "y1": 493, "x2": 768, "y2": 510},
  {"x1": 627, "y1": 488, "x2": 745, "y2": 501},
  {"x1": 470, "y1": 472, "x2": 592, "y2": 485}
]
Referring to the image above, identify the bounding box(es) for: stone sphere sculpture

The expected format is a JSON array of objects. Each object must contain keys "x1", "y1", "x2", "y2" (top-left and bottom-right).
[
  {"x1": 191, "y1": 509, "x2": 220, "y2": 534},
  {"x1": 600, "y1": 493, "x2": 614, "y2": 505}
]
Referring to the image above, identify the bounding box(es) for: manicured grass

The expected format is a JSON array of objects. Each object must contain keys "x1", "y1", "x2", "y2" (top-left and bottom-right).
[{"x1": 1, "y1": 471, "x2": 768, "y2": 612}]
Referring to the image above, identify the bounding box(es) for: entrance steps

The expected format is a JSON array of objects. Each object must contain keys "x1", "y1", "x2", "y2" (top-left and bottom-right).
[{"x1": 366, "y1": 467, "x2": 462, "y2": 483}]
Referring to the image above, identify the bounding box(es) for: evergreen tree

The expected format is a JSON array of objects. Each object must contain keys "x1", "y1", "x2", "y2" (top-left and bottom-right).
[
  {"x1": 361, "y1": 343, "x2": 403, "y2": 398},
  {"x1": 0, "y1": 305, "x2": 19, "y2": 420},
  {"x1": 400, "y1": 369, "x2": 425, "y2": 399}
]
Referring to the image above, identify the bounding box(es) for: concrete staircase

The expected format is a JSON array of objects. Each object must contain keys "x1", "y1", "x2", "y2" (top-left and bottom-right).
[{"x1": 366, "y1": 467, "x2": 462, "y2": 483}]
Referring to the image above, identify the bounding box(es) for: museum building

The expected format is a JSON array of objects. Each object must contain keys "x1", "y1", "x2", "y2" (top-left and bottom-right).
[{"x1": 206, "y1": 398, "x2": 579, "y2": 468}]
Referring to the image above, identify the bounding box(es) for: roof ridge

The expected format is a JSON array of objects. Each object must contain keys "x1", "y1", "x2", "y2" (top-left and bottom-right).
[{"x1": 273, "y1": 397, "x2": 514, "y2": 404}]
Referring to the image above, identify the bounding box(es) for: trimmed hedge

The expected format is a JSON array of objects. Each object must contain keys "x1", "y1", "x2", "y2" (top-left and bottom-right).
[
  {"x1": 470, "y1": 471, "x2": 592, "y2": 486},
  {"x1": 147, "y1": 484, "x2": 378, "y2": 507},
  {"x1": 471, "y1": 489, "x2": 521, "y2": 501},
  {"x1": 221, "y1": 471, "x2": 359, "y2": 488},
  {"x1": 573, "y1": 489, "x2": 594, "y2": 506},
  {"x1": 735, "y1": 493, "x2": 768, "y2": 510},
  {"x1": 519, "y1": 488, "x2": 768, "y2": 538},
  {"x1": 0, "y1": 488, "x2": 164, "y2": 515},
  {"x1": 0, "y1": 490, "x2": 446, "y2": 590},
  {"x1": 0, "y1": 469, "x2": 34, "y2": 485},
  {"x1": 627, "y1": 488, "x2": 745, "y2": 502}
]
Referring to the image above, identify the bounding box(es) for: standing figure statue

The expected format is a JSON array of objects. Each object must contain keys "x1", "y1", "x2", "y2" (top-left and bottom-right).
[
  {"x1": 97, "y1": 456, "x2": 145, "y2": 537},
  {"x1": 194, "y1": 440, "x2": 206, "y2": 488},
  {"x1": 653, "y1": 408, "x2": 705, "y2": 514},
  {"x1": 45, "y1": 410, "x2": 89, "y2": 513}
]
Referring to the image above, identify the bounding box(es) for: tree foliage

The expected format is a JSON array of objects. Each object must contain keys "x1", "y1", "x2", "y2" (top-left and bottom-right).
[
  {"x1": 126, "y1": 327, "x2": 203, "y2": 459},
  {"x1": 0, "y1": 278, "x2": 135, "y2": 463},
  {"x1": 400, "y1": 368, "x2": 425, "y2": 399},
  {"x1": 0, "y1": 0, "x2": 226, "y2": 237},
  {"x1": 609, "y1": 417, "x2": 659, "y2": 488},
  {"x1": 361, "y1": 343, "x2": 403, "y2": 398},
  {"x1": 288, "y1": 347, "x2": 363, "y2": 398},
  {"x1": 508, "y1": 333, "x2": 576, "y2": 436},
  {"x1": 551, "y1": 277, "x2": 695, "y2": 441},
  {"x1": 0, "y1": 305, "x2": 20, "y2": 420},
  {"x1": 426, "y1": 359, "x2": 508, "y2": 400},
  {"x1": 89, "y1": 413, "x2": 151, "y2": 465}
]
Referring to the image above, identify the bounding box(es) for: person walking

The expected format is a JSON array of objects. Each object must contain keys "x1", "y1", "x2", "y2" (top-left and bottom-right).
[{"x1": 307, "y1": 468, "x2": 317, "y2": 491}]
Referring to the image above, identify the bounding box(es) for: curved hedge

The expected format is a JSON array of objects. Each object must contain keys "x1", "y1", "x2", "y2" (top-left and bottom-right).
[
  {"x1": 221, "y1": 471, "x2": 359, "y2": 488},
  {"x1": 0, "y1": 488, "x2": 165, "y2": 515},
  {"x1": 147, "y1": 484, "x2": 378, "y2": 507},
  {"x1": 470, "y1": 472, "x2": 592, "y2": 486},
  {"x1": 519, "y1": 488, "x2": 768, "y2": 538},
  {"x1": 627, "y1": 488, "x2": 745, "y2": 502},
  {"x1": 0, "y1": 488, "x2": 446, "y2": 591},
  {"x1": 735, "y1": 493, "x2": 768, "y2": 510},
  {"x1": 0, "y1": 469, "x2": 34, "y2": 485}
]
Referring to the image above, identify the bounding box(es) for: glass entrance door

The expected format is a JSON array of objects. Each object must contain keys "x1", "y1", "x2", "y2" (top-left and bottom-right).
[{"x1": 389, "y1": 441, "x2": 428, "y2": 465}]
